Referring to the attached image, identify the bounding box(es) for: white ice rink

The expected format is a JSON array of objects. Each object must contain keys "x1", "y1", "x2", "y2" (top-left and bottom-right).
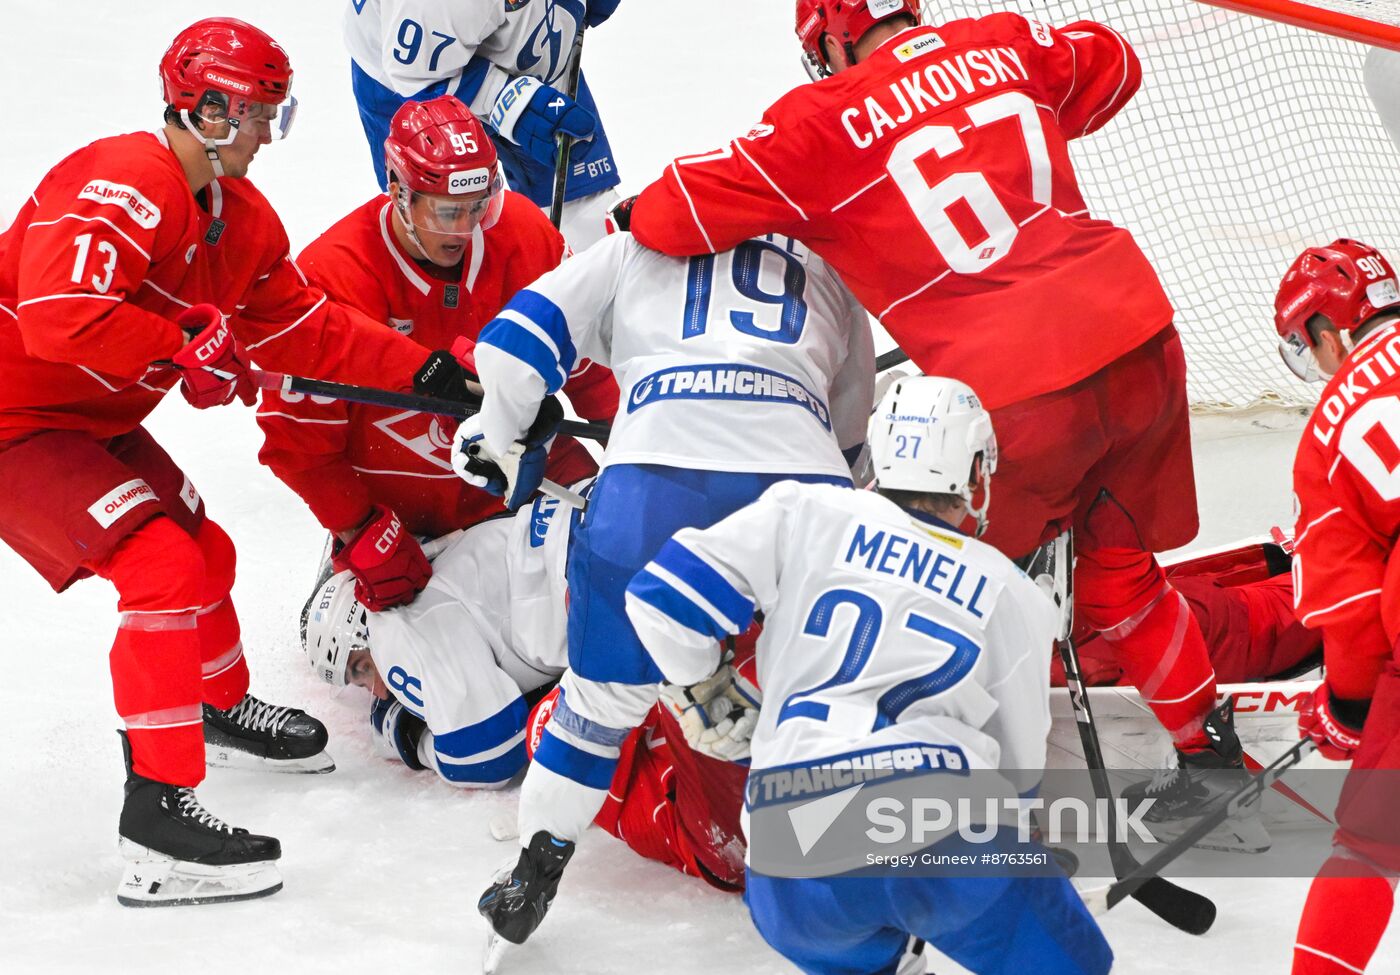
[{"x1": 0, "y1": 2, "x2": 1396, "y2": 973}]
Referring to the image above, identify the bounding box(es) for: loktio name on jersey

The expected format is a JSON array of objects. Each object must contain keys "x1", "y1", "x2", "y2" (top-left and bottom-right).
[
  {"x1": 627, "y1": 365, "x2": 831, "y2": 429},
  {"x1": 843, "y1": 523, "x2": 994, "y2": 619},
  {"x1": 842, "y1": 42, "x2": 1030, "y2": 149},
  {"x1": 77, "y1": 180, "x2": 161, "y2": 229},
  {"x1": 748, "y1": 742, "x2": 971, "y2": 808},
  {"x1": 1311, "y1": 322, "x2": 1400, "y2": 446}
]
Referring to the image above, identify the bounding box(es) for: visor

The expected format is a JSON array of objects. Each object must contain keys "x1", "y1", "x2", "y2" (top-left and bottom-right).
[
  {"x1": 191, "y1": 90, "x2": 298, "y2": 146},
  {"x1": 400, "y1": 169, "x2": 506, "y2": 237},
  {"x1": 1278, "y1": 333, "x2": 1321, "y2": 384}
]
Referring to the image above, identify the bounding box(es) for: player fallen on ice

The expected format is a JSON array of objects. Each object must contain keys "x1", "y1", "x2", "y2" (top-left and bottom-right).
[
  {"x1": 258, "y1": 95, "x2": 614, "y2": 618},
  {"x1": 344, "y1": 0, "x2": 626, "y2": 249},
  {"x1": 629, "y1": 0, "x2": 1249, "y2": 834},
  {"x1": 1272, "y1": 240, "x2": 1400, "y2": 975},
  {"x1": 625, "y1": 375, "x2": 1111, "y2": 975},
  {"x1": 0, "y1": 17, "x2": 456, "y2": 906},
  {"x1": 457, "y1": 209, "x2": 874, "y2": 957}
]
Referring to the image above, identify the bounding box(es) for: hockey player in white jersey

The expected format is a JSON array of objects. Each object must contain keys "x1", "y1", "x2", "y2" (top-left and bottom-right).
[
  {"x1": 302, "y1": 488, "x2": 579, "y2": 787},
  {"x1": 625, "y1": 377, "x2": 1113, "y2": 975},
  {"x1": 344, "y1": 0, "x2": 623, "y2": 248},
  {"x1": 454, "y1": 213, "x2": 874, "y2": 952}
]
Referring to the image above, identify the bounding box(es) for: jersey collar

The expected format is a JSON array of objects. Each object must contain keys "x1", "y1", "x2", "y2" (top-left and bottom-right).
[
  {"x1": 377, "y1": 199, "x2": 485, "y2": 296},
  {"x1": 900, "y1": 505, "x2": 966, "y2": 536}
]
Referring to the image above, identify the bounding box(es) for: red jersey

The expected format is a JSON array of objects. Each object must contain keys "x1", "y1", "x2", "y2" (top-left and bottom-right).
[
  {"x1": 256, "y1": 191, "x2": 618, "y2": 536},
  {"x1": 0, "y1": 131, "x2": 427, "y2": 446},
  {"x1": 1293, "y1": 321, "x2": 1400, "y2": 701},
  {"x1": 630, "y1": 14, "x2": 1172, "y2": 410}
]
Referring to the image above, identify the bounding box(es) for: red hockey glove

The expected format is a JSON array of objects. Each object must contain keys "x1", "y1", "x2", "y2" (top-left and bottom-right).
[
  {"x1": 1299, "y1": 683, "x2": 1368, "y2": 761},
  {"x1": 331, "y1": 505, "x2": 431, "y2": 611},
  {"x1": 171, "y1": 304, "x2": 256, "y2": 409}
]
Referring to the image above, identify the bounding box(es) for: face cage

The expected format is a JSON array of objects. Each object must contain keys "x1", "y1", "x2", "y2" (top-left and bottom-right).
[
  {"x1": 396, "y1": 176, "x2": 505, "y2": 238},
  {"x1": 185, "y1": 90, "x2": 297, "y2": 147}
]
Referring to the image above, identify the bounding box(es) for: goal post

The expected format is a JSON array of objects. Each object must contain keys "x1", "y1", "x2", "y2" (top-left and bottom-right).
[
  {"x1": 915, "y1": 1, "x2": 1400, "y2": 410},
  {"x1": 1196, "y1": 1, "x2": 1400, "y2": 51}
]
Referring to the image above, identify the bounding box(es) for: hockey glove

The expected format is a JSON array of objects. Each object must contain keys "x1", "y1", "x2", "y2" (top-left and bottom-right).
[
  {"x1": 1299, "y1": 682, "x2": 1369, "y2": 761},
  {"x1": 171, "y1": 304, "x2": 256, "y2": 409},
  {"x1": 584, "y1": 0, "x2": 622, "y2": 28},
  {"x1": 489, "y1": 76, "x2": 596, "y2": 168},
  {"x1": 332, "y1": 505, "x2": 432, "y2": 612},
  {"x1": 604, "y1": 194, "x2": 637, "y2": 235},
  {"x1": 660, "y1": 664, "x2": 761, "y2": 762},
  {"x1": 370, "y1": 696, "x2": 428, "y2": 771},
  {"x1": 414, "y1": 349, "x2": 483, "y2": 408},
  {"x1": 451, "y1": 397, "x2": 563, "y2": 510}
]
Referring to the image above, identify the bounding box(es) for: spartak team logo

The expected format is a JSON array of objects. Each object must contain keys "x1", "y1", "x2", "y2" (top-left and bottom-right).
[{"x1": 372, "y1": 411, "x2": 455, "y2": 471}]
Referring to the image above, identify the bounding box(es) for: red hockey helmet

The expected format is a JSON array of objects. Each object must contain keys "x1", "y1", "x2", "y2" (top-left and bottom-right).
[
  {"x1": 796, "y1": 0, "x2": 921, "y2": 78},
  {"x1": 160, "y1": 18, "x2": 296, "y2": 144},
  {"x1": 1275, "y1": 239, "x2": 1400, "y2": 382},
  {"x1": 385, "y1": 96, "x2": 506, "y2": 236}
]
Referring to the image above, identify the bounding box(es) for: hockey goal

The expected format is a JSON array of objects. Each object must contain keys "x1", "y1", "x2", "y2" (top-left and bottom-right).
[{"x1": 919, "y1": 0, "x2": 1400, "y2": 409}]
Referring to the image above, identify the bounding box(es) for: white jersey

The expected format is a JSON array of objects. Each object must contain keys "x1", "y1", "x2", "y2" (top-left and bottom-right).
[
  {"x1": 474, "y1": 232, "x2": 875, "y2": 479},
  {"x1": 625, "y1": 482, "x2": 1057, "y2": 780},
  {"x1": 345, "y1": 0, "x2": 579, "y2": 113},
  {"x1": 367, "y1": 486, "x2": 577, "y2": 785}
]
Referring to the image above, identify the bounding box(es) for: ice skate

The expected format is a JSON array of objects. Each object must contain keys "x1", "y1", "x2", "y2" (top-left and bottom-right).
[
  {"x1": 478, "y1": 830, "x2": 575, "y2": 970},
  {"x1": 116, "y1": 732, "x2": 282, "y2": 907},
  {"x1": 1121, "y1": 698, "x2": 1271, "y2": 853},
  {"x1": 204, "y1": 693, "x2": 335, "y2": 773}
]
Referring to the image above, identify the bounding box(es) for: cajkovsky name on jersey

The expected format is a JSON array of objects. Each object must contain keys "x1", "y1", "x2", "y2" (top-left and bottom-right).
[
  {"x1": 1312, "y1": 323, "x2": 1400, "y2": 447},
  {"x1": 843, "y1": 521, "x2": 996, "y2": 619},
  {"x1": 626, "y1": 364, "x2": 831, "y2": 429},
  {"x1": 841, "y1": 43, "x2": 1030, "y2": 149}
]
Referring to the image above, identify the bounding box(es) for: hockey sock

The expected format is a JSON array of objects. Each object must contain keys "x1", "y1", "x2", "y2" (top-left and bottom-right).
[
  {"x1": 193, "y1": 519, "x2": 249, "y2": 709},
  {"x1": 92, "y1": 517, "x2": 207, "y2": 786},
  {"x1": 1293, "y1": 857, "x2": 1396, "y2": 974},
  {"x1": 1078, "y1": 547, "x2": 1218, "y2": 748},
  {"x1": 522, "y1": 724, "x2": 621, "y2": 844}
]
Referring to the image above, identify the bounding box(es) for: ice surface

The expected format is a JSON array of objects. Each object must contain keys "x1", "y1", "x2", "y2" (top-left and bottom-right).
[{"x1": 0, "y1": 2, "x2": 1395, "y2": 973}]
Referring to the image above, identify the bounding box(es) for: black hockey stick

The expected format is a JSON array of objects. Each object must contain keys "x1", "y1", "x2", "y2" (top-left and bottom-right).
[
  {"x1": 875, "y1": 347, "x2": 910, "y2": 372},
  {"x1": 1083, "y1": 738, "x2": 1315, "y2": 917},
  {"x1": 1023, "y1": 531, "x2": 1217, "y2": 935},
  {"x1": 248, "y1": 369, "x2": 611, "y2": 444},
  {"x1": 548, "y1": 28, "x2": 587, "y2": 230}
]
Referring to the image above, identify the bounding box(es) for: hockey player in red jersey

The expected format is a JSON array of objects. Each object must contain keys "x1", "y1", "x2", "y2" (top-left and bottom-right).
[
  {"x1": 1273, "y1": 241, "x2": 1400, "y2": 975},
  {"x1": 0, "y1": 18, "x2": 450, "y2": 906},
  {"x1": 628, "y1": 1, "x2": 1235, "y2": 823},
  {"x1": 258, "y1": 95, "x2": 615, "y2": 579}
]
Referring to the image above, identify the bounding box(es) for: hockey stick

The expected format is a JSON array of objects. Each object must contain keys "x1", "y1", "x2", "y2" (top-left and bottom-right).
[
  {"x1": 247, "y1": 369, "x2": 611, "y2": 444},
  {"x1": 548, "y1": 28, "x2": 587, "y2": 230},
  {"x1": 875, "y1": 347, "x2": 911, "y2": 372},
  {"x1": 1023, "y1": 531, "x2": 1217, "y2": 935},
  {"x1": 1081, "y1": 738, "x2": 1316, "y2": 916}
]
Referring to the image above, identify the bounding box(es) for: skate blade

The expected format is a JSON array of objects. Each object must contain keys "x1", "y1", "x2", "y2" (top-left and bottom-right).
[
  {"x1": 482, "y1": 933, "x2": 510, "y2": 974},
  {"x1": 205, "y1": 743, "x2": 336, "y2": 774},
  {"x1": 1141, "y1": 814, "x2": 1272, "y2": 855},
  {"x1": 117, "y1": 840, "x2": 282, "y2": 907}
]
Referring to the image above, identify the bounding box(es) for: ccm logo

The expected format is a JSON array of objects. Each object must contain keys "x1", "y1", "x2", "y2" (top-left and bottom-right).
[
  {"x1": 89, "y1": 479, "x2": 157, "y2": 529},
  {"x1": 373, "y1": 513, "x2": 403, "y2": 555}
]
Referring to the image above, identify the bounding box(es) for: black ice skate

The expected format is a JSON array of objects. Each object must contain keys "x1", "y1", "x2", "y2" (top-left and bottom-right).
[
  {"x1": 116, "y1": 731, "x2": 282, "y2": 907},
  {"x1": 204, "y1": 693, "x2": 334, "y2": 774},
  {"x1": 478, "y1": 830, "x2": 575, "y2": 971},
  {"x1": 1121, "y1": 698, "x2": 1270, "y2": 853}
]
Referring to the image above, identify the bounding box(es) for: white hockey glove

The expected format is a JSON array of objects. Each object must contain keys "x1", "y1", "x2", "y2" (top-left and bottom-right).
[
  {"x1": 450, "y1": 398, "x2": 562, "y2": 510},
  {"x1": 660, "y1": 664, "x2": 761, "y2": 762}
]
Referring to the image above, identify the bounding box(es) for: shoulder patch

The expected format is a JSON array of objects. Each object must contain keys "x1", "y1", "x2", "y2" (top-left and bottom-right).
[
  {"x1": 893, "y1": 33, "x2": 945, "y2": 63},
  {"x1": 77, "y1": 179, "x2": 161, "y2": 229},
  {"x1": 1025, "y1": 16, "x2": 1055, "y2": 48}
]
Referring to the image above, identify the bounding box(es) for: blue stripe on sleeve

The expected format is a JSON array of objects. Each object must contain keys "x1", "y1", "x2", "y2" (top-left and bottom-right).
[
  {"x1": 506, "y1": 290, "x2": 578, "y2": 375},
  {"x1": 452, "y1": 55, "x2": 494, "y2": 105},
  {"x1": 651, "y1": 540, "x2": 754, "y2": 629},
  {"x1": 626, "y1": 568, "x2": 732, "y2": 642},
  {"x1": 479, "y1": 317, "x2": 567, "y2": 393},
  {"x1": 431, "y1": 696, "x2": 529, "y2": 759},
  {"x1": 435, "y1": 741, "x2": 527, "y2": 786},
  {"x1": 532, "y1": 728, "x2": 618, "y2": 791}
]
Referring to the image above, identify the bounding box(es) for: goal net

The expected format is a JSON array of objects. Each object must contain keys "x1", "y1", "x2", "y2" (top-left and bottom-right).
[{"x1": 918, "y1": 0, "x2": 1400, "y2": 409}]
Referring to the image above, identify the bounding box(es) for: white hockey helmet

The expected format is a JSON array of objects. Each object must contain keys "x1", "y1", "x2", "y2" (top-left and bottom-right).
[
  {"x1": 302, "y1": 570, "x2": 369, "y2": 688},
  {"x1": 868, "y1": 375, "x2": 997, "y2": 534}
]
